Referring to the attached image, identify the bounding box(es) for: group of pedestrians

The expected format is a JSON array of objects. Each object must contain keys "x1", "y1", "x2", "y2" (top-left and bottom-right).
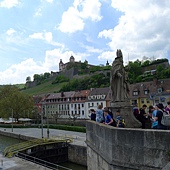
[
  {"x1": 89, "y1": 105, "x2": 125, "y2": 128},
  {"x1": 133, "y1": 102, "x2": 170, "y2": 130}
]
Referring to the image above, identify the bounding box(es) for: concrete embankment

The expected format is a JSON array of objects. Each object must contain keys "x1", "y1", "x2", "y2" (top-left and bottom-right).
[
  {"x1": 0, "y1": 127, "x2": 87, "y2": 167},
  {"x1": 0, "y1": 154, "x2": 51, "y2": 170}
]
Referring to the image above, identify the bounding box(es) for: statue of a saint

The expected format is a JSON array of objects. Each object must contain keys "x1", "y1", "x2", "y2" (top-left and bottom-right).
[{"x1": 110, "y1": 49, "x2": 129, "y2": 102}]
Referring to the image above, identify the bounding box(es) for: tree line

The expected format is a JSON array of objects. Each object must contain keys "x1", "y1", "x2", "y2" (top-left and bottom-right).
[{"x1": 0, "y1": 85, "x2": 38, "y2": 121}]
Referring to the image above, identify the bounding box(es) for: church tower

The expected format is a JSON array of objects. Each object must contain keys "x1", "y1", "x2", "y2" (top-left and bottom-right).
[
  {"x1": 69, "y1": 55, "x2": 75, "y2": 62},
  {"x1": 106, "y1": 60, "x2": 109, "y2": 66},
  {"x1": 59, "y1": 59, "x2": 64, "y2": 72}
]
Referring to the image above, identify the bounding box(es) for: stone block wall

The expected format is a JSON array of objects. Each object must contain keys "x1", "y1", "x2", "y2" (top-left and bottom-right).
[
  {"x1": 86, "y1": 120, "x2": 170, "y2": 170},
  {"x1": 68, "y1": 144, "x2": 87, "y2": 166}
]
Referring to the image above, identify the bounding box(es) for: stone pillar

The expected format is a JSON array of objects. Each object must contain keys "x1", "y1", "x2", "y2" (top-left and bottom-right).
[{"x1": 110, "y1": 101, "x2": 141, "y2": 128}]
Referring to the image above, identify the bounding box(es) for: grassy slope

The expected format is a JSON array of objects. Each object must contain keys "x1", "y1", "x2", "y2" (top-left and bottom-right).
[{"x1": 22, "y1": 80, "x2": 66, "y2": 95}]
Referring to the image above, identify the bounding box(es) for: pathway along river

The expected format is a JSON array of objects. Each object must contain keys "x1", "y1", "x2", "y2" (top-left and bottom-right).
[{"x1": 0, "y1": 135, "x2": 87, "y2": 170}]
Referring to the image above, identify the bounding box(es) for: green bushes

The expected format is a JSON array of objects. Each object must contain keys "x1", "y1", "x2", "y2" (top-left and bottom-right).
[
  {"x1": 0, "y1": 124, "x2": 86, "y2": 133},
  {"x1": 46, "y1": 124, "x2": 86, "y2": 133}
]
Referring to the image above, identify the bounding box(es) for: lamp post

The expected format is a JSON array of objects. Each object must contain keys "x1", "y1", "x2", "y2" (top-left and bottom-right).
[
  {"x1": 41, "y1": 104, "x2": 44, "y2": 138},
  {"x1": 46, "y1": 105, "x2": 49, "y2": 138},
  {"x1": 11, "y1": 109, "x2": 13, "y2": 132}
]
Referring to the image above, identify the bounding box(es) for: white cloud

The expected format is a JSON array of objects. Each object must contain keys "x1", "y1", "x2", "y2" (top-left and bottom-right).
[
  {"x1": 34, "y1": 7, "x2": 42, "y2": 17},
  {"x1": 29, "y1": 33, "x2": 44, "y2": 40},
  {"x1": 29, "y1": 32, "x2": 52, "y2": 42},
  {"x1": 79, "y1": 0, "x2": 102, "y2": 21},
  {"x1": 0, "y1": 0, "x2": 20, "y2": 8},
  {"x1": 0, "y1": 48, "x2": 86, "y2": 84},
  {"x1": 58, "y1": 0, "x2": 102, "y2": 33},
  {"x1": 79, "y1": 43, "x2": 103, "y2": 53},
  {"x1": 58, "y1": 7, "x2": 84, "y2": 33},
  {"x1": 98, "y1": 51, "x2": 115, "y2": 61},
  {"x1": 29, "y1": 32, "x2": 63, "y2": 47},
  {"x1": 6, "y1": 28, "x2": 16, "y2": 36},
  {"x1": 0, "y1": 58, "x2": 44, "y2": 84},
  {"x1": 98, "y1": 0, "x2": 170, "y2": 61},
  {"x1": 46, "y1": 0, "x2": 53, "y2": 3}
]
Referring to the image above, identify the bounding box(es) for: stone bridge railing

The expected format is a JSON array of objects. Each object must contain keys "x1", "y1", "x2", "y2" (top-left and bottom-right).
[{"x1": 86, "y1": 120, "x2": 170, "y2": 170}]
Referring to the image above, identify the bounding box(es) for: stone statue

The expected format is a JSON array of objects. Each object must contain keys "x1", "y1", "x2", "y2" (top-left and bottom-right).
[{"x1": 110, "y1": 49, "x2": 129, "y2": 102}]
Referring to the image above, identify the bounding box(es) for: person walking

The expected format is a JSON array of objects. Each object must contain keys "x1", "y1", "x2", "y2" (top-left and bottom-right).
[
  {"x1": 103, "y1": 108, "x2": 113, "y2": 126},
  {"x1": 150, "y1": 105, "x2": 158, "y2": 129},
  {"x1": 95, "y1": 105, "x2": 104, "y2": 123},
  {"x1": 90, "y1": 109, "x2": 96, "y2": 121},
  {"x1": 138, "y1": 104, "x2": 148, "y2": 129},
  {"x1": 115, "y1": 110, "x2": 125, "y2": 128},
  {"x1": 154, "y1": 103, "x2": 167, "y2": 130}
]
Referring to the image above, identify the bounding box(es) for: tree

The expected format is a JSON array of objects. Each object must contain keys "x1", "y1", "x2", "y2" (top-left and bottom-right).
[
  {"x1": 0, "y1": 85, "x2": 34, "y2": 121},
  {"x1": 52, "y1": 111, "x2": 62, "y2": 124},
  {"x1": 44, "y1": 72, "x2": 50, "y2": 79},
  {"x1": 68, "y1": 112, "x2": 80, "y2": 126},
  {"x1": 33, "y1": 74, "x2": 41, "y2": 81},
  {"x1": 127, "y1": 60, "x2": 142, "y2": 83},
  {"x1": 26, "y1": 76, "x2": 31, "y2": 82},
  {"x1": 141, "y1": 60, "x2": 150, "y2": 67}
]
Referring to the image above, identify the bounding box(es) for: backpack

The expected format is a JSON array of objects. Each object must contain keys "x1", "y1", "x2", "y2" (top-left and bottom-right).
[
  {"x1": 133, "y1": 107, "x2": 139, "y2": 117},
  {"x1": 110, "y1": 118, "x2": 117, "y2": 127},
  {"x1": 117, "y1": 116, "x2": 125, "y2": 128},
  {"x1": 161, "y1": 110, "x2": 170, "y2": 126},
  {"x1": 121, "y1": 118, "x2": 126, "y2": 128}
]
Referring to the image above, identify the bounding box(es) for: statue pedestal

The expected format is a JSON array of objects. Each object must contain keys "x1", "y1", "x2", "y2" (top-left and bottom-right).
[{"x1": 110, "y1": 101, "x2": 141, "y2": 128}]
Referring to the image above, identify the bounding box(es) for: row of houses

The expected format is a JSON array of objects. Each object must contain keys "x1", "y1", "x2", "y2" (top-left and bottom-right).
[{"x1": 34, "y1": 78, "x2": 170, "y2": 119}]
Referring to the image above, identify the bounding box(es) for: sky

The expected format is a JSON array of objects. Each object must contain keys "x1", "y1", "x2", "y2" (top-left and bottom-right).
[{"x1": 0, "y1": 0, "x2": 170, "y2": 85}]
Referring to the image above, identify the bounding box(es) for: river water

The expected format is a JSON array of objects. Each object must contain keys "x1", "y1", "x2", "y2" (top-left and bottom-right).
[{"x1": 0, "y1": 135, "x2": 87, "y2": 170}]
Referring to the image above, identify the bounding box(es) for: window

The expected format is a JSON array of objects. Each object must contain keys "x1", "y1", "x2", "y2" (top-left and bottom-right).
[
  {"x1": 88, "y1": 103, "x2": 90, "y2": 108},
  {"x1": 132, "y1": 100, "x2": 137, "y2": 105},
  {"x1": 146, "y1": 98, "x2": 150, "y2": 103},
  {"x1": 133, "y1": 91, "x2": 139, "y2": 96},
  {"x1": 144, "y1": 90, "x2": 149, "y2": 95},
  {"x1": 141, "y1": 99, "x2": 144, "y2": 104},
  {"x1": 82, "y1": 104, "x2": 84, "y2": 107},
  {"x1": 160, "y1": 97, "x2": 165, "y2": 102},
  {"x1": 82, "y1": 110, "x2": 84, "y2": 115}
]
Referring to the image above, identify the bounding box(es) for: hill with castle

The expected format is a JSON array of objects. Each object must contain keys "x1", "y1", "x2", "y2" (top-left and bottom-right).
[{"x1": 23, "y1": 55, "x2": 169, "y2": 95}]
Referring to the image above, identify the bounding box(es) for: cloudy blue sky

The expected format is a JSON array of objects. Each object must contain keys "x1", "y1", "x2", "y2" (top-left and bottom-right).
[{"x1": 0, "y1": 0, "x2": 170, "y2": 85}]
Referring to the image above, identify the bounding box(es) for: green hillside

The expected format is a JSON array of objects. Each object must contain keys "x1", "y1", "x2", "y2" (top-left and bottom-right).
[
  {"x1": 22, "y1": 80, "x2": 66, "y2": 95},
  {"x1": 18, "y1": 58, "x2": 170, "y2": 95}
]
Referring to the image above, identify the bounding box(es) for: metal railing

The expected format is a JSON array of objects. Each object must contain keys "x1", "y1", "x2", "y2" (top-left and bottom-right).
[
  {"x1": 4, "y1": 137, "x2": 73, "y2": 158},
  {"x1": 16, "y1": 152, "x2": 72, "y2": 170}
]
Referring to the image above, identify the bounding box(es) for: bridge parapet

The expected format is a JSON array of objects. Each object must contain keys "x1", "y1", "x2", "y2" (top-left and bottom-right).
[{"x1": 86, "y1": 120, "x2": 170, "y2": 170}]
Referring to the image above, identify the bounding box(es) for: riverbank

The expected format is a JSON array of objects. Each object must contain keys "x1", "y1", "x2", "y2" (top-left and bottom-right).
[
  {"x1": 0, "y1": 127, "x2": 87, "y2": 169},
  {"x1": 0, "y1": 154, "x2": 51, "y2": 170},
  {"x1": 0, "y1": 127, "x2": 86, "y2": 146}
]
